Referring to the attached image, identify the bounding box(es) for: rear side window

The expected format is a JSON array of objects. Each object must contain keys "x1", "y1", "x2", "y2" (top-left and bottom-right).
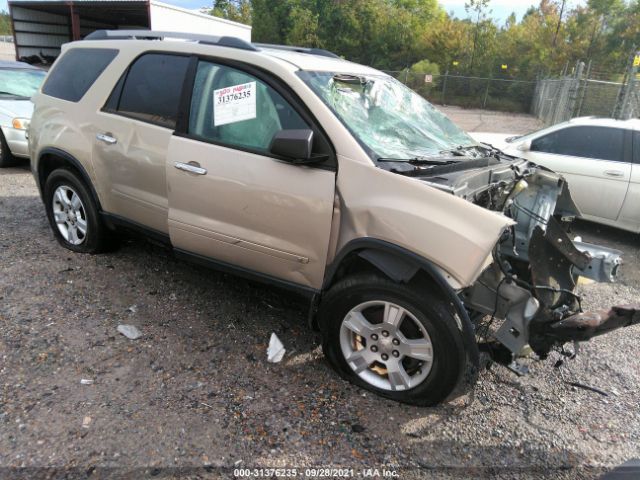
[
  {"x1": 531, "y1": 126, "x2": 626, "y2": 162},
  {"x1": 42, "y1": 48, "x2": 118, "y2": 102},
  {"x1": 115, "y1": 53, "x2": 190, "y2": 129}
]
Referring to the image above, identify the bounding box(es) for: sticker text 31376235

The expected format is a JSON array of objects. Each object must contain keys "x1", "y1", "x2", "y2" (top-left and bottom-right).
[{"x1": 213, "y1": 81, "x2": 257, "y2": 126}]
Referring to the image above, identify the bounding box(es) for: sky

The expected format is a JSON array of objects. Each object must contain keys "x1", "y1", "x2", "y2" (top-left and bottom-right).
[
  {"x1": 0, "y1": 0, "x2": 585, "y2": 24},
  {"x1": 440, "y1": 0, "x2": 585, "y2": 23}
]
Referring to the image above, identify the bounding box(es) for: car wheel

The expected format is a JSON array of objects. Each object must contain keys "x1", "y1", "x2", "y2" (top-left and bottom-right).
[
  {"x1": 318, "y1": 274, "x2": 466, "y2": 406},
  {"x1": 44, "y1": 168, "x2": 113, "y2": 253},
  {"x1": 0, "y1": 130, "x2": 18, "y2": 168}
]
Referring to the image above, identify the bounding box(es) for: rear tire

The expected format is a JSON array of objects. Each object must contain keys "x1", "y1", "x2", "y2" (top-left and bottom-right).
[
  {"x1": 43, "y1": 168, "x2": 113, "y2": 253},
  {"x1": 0, "y1": 131, "x2": 18, "y2": 168},
  {"x1": 318, "y1": 274, "x2": 467, "y2": 406}
]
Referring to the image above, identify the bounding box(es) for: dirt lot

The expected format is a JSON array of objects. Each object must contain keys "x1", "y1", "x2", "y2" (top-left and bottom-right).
[
  {"x1": 1, "y1": 160, "x2": 639, "y2": 479},
  {"x1": 438, "y1": 106, "x2": 544, "y2": 134}
]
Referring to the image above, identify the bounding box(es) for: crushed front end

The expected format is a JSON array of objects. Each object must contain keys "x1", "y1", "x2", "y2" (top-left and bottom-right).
[{"x1": 404, "y1": 154, "x2": 639, "y2": 372}]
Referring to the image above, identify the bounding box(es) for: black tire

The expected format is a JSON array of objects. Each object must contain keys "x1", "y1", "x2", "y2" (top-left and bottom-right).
[
  {"x1": 43, "y1": 168, "x2": 113, "y2": 253},
  {"x1": 318, "y1": 274, "x2": 467, "y2": 406},
  {"x1": 0, "y1": 130, "x2": 18, "y2": 168}
]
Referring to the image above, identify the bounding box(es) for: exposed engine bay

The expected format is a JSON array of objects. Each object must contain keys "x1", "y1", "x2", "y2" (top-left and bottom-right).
[{"x1": 382, "y1": 151, "x2": 639, "y2": 373}]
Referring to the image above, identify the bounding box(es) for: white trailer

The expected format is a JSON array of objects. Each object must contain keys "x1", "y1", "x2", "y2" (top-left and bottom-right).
[{"x1": 8, "y1": 0, "x2": 251, "y2": 62}]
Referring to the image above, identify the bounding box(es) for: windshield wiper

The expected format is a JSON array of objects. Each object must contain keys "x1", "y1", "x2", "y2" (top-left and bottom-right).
[{"x1": 377, "y1": 157, "x2": 460, "y2": 165}]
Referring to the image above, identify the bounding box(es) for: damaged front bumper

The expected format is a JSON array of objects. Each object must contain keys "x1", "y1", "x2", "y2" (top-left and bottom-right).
[{"x1": 462, "y1": 167, "x2": 637, "y2": 367}]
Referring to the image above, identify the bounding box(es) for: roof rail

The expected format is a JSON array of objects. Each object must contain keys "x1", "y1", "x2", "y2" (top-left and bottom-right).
[
  {"x1": 254, "y1": 43, "x2": 340, "y2": 59},
  {"x1": 84, "y1": 30, "x2": 258, "y2": 52}
]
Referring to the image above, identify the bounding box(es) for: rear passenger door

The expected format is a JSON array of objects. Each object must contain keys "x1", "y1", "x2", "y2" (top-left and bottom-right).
[
  {"x1": 92, "y1": 53, "x2": 190, "y2": 234},
  {"x1": 166, "y1": 59, "x2": 336, "y2": 291},
  {"x1": 525, "y1": 125, "x2": 632, "y2": 222}
]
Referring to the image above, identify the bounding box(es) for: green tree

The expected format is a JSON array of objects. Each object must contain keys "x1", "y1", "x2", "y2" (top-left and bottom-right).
[
  {"x1": 211, "y1": 0, "x2": 252, "y2": 25},
  {"x1": 203, "y1": 0, "x2": 640, "y2": 86},
  {"x1": 465, "y1": 0, "x2": 492, "y2": 70},
  {"x1": 0, "y1": 11, "x2": 12, "y2": 36},
  {"x1": 286, "y1": 6, "x2": 320, "y2": 47}
]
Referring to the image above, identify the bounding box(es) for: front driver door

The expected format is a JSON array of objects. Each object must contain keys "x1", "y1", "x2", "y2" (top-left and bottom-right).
[{"x1": 166, "y1": 59, "x2": 336, "y2": 291}]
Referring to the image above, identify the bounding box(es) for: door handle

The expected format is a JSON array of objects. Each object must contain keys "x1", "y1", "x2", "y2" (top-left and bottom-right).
[
  {"x1": 174, "y1": 162, "x2": 207, "y2": 175},
  {"x1": 603, "y1": 170, "x2": 624, "y2": 178},
  {"x1": 96, "y1": 133, "x2": 117, "y2": 145}
]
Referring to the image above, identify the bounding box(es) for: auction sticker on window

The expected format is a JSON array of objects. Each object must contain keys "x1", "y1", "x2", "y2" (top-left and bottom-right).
[{"x1": 213, "y1": 81, "x2": 256, "y2": 126}]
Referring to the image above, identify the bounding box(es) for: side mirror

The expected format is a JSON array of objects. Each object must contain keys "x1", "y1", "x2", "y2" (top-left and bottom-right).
[
  {"x1": 517, "y1": 139, "x2": 532, "y2": 152},
  {"x1": 269, "y1": 129, "x2": 314, "y2": 163}
]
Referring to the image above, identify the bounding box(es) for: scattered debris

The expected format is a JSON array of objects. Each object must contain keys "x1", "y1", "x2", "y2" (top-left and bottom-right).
[
  {"x1": 80, "y1": 379, "x2": 94, "y2": 385},
  {"x1": 117, "y1": 324, "x2": 142, "y2": 340},
  {"x1": 351, "y1": 424, "x2": 366, "y2": 433},
  {"x1": 82, "y1": 416, "x2": 92, "y2": 429},
  {"x1": 127, "y1": 305, "x2": 138, "y2": 314},
  {"x1": 566, "y1": 381, "x2": 609, "y2": 397},
  {"x1": 267, "y1": 333, "x2": 285, "y2": 363}
]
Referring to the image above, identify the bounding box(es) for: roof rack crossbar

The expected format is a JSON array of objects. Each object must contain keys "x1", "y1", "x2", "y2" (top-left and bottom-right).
[
  {"x1": 84, "y1": 30, "x2": 258, "y2": 52},
  {"x1": 253, "y1": 43, "x2": 340, "y2": 59}
]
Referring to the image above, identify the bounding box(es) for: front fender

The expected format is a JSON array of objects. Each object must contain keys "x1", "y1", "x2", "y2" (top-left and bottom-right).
[{"x1": 334, "y1": 157, "x2": 514, "y2": 288}]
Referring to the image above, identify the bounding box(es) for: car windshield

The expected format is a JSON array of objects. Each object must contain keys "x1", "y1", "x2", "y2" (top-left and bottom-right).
[
  {"x1": 297, "y1": 71, "x2": 477, "y2": 160},
  {"x1": 0, "y1": 68, "x2": 47, "y2": 99}
]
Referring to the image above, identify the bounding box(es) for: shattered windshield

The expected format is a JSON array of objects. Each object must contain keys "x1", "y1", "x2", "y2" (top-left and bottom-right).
[{"x1": 297, "y1": 71, "x2": 477, "y2": 160}]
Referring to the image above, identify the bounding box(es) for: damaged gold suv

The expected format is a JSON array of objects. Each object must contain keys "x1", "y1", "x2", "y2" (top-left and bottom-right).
[{"x1": 29, "y1": 31, "x2": 639, "y2": 406}]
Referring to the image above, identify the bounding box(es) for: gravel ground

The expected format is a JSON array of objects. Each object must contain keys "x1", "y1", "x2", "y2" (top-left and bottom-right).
[
  {"x1": 437, "y1": 106, "x2": 544, "y2": 134},
  {"x1": 1, "y1": 162, "x2": 639, "y2": 480}
]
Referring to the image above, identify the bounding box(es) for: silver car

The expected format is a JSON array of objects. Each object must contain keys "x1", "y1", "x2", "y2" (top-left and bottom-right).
[{"x1": 0, "y1": 61, "x2": 47, "y2": 167}]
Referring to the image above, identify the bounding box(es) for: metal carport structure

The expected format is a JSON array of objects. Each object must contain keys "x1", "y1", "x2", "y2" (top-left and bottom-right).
[{"x1": 8, "y1": 0, "x2": 251, "y2": 62}]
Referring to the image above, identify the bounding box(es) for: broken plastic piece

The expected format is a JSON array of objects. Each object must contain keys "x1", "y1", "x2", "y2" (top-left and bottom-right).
[
  {"x1": 506, "y1": 360, "x2": 529, "y2": 376},
  {"x1": 267, "y1": 333, "x2": 285, "y2": 363},
  {"x1": 117, "y1": 324, "x2": 142, "y2": 340}
]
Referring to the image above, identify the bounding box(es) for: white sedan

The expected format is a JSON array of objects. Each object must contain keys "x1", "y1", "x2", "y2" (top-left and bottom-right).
[
  {"x1": 472, "y1": 117, "x2": 640, "y2": 234},
  {"x1": 0, "y1": 61, "x2": 46, "y2": 167}
]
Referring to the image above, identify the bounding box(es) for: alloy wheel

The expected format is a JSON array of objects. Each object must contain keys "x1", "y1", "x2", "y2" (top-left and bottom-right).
[
  {"x1": 339, "y1": 300, "x2": 434, "y2": 391},
  {"x1": 52, "y1": 185, "x2": 88, "y2": 245}
]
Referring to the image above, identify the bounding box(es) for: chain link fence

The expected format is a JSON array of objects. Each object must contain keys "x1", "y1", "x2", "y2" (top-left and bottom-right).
[
  {"x1": 531, "y1": 56, "x2": 640, "y2": 125},
  {"x1": 385, "y1": 70, "x2": 537, "y2": 113},
  {"x1": 386, "y1": 56, "x2": 640, "y2": 123}
]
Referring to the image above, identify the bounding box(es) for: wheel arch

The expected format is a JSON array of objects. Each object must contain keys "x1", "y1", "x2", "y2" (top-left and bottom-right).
[
  {"x1": 37, "y1": 148, "x2": 103, "y2": 212},
  {"x1": 319, "y1": 238, "x2": 480, "y2": 395}
]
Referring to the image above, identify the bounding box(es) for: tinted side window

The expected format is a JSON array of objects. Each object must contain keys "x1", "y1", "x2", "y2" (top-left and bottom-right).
[
  {"x1": 42, "y1": 48, "x2": 118, "y2": 102},
  {"x1": 634, "y1": 131, "x2": 640, "y2": 164},
  {"x1": 188, "y1": 61, "x2": 309, "y2": 152},
  {"x1": 531, "y1": 126, "x2": 625, "y2": 162},
  {"x1": 117, "y1": 54, "x2": 190, "y2": 129}
]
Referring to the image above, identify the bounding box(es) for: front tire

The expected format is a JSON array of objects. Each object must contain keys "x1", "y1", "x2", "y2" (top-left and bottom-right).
[
  {"x1": 0, "y1": 131, "x2": 18, "y2": 168},
  {"x1": 43, "y1": 168, "x2": 112, "y2": 253},
  {"x1": 318, "y1": 274, "x2": 467, "y2": 406}
]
